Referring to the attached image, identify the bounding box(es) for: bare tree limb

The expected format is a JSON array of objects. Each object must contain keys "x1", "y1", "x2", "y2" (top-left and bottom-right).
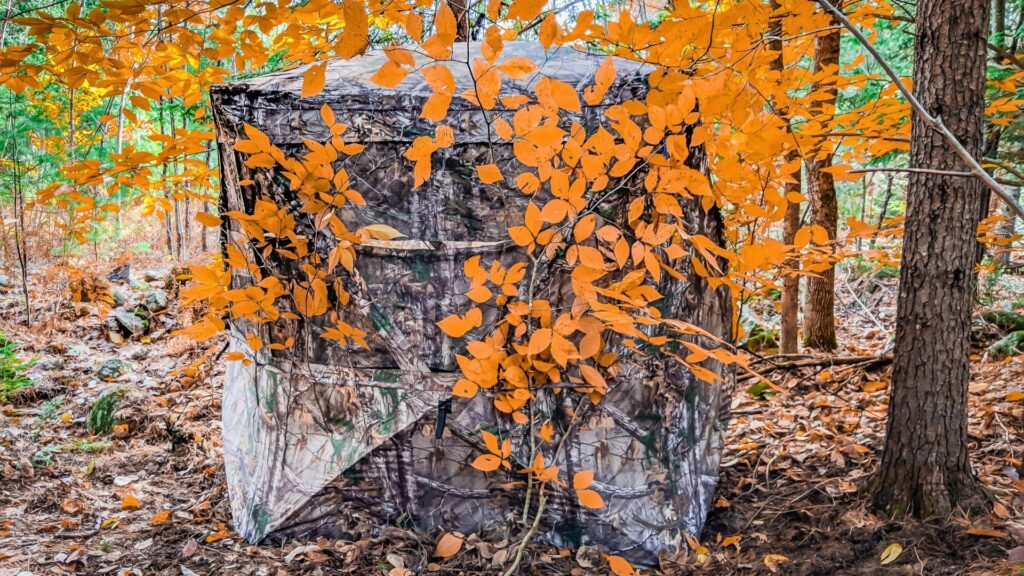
[
  {"x1": 850, "y1": 167, "x2": 1024, "y2": 187},
  {"x1": 816, "y1": 0, "x2": 1024, "y2": 221}
]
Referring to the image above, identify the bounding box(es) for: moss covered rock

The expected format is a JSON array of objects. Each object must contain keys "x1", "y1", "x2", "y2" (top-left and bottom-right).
[{"x1": 988, "y1": 330, "x2": 1024, "y2": 360}]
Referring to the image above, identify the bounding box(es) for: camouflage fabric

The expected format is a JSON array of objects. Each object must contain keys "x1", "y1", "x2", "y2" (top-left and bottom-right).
[{"x1": 211, "y1": 41, "x2": 734, "y2": 565}]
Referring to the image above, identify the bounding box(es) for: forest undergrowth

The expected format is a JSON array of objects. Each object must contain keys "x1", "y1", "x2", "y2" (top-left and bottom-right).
[{"x1": 1, "y1": 256, "x2": 1023, "y2": 575}]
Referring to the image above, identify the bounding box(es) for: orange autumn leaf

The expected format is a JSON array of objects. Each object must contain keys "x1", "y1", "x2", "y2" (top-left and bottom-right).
[
  {"x1": 149, "y1": 509, "x2": 172, "y2": 525},
  {"x1": 121, "y1": 494, "x2": 141, "y2": 511},
  {"x1": 573, "y1": 470, "x2": 594, "y2": 490},
  {"x1": 437, "y1": 307, "x2": 483, "y2": 337},
  {"x1": 505, "y1": 0, "x2": 547, "y2": 21},
  {"x1": 535, "y1": 77, "x2": 580, "y2": 113},
  {"x1": 206, "y1": 523, "x2": 231, "y2": 544},
  {"x1": 497, "y1": 56, "x2": 538, "y2": 79},
  {"x1": 196, "y1": 212, "x2": 221, "y2": 228},
  {"x1": 606, "y1": 554, "x2": 636, "y2": 576},
  {"x1": 336, "y1": 0, "x2": 369, "y2": 58},
  {"x1": 453, "y1": 379, "x2": 479, "y2": 398},
  {"x1": 471, "y1": 453, "x2": 502, "y2": 472},
  {"x1": 433, "y1": 531, "x2": 464, "y2": 558},
  {"x1": 576, "y1": 488, "x2": 604, "y2": 509},
  {"x1": 477, "y1": 164, "x2": 503, "y2": 184},
  {"x1": 301, "y1": 62, "x2": 327, "y2": 98},
  {"x1": 370, "y1": 60, "x2": 410, "y2": 88},
  {"x1": 292, "y1": 279, "x2": 329, "y2": 317},
  {"x1": 583, "y1": 56, "x2": 615, "y2": 105}
]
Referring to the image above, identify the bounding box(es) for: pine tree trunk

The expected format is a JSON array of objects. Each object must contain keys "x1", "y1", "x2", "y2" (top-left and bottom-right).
[
  {"x1": 803, "y1": 11, "x2": 840, "y2": 351},
  {"x1": 873, "y1": 0, "x2": 990, "y2": 518}
]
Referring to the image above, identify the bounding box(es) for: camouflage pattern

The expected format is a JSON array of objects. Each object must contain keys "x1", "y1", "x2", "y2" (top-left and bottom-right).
[{"x1": 211, "y1": 42, "x2": 734, "y2": 565}]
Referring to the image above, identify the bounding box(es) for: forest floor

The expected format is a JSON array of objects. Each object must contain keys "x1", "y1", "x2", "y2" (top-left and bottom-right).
[{"x1": 1, "y1": 260, "x2": 1023, "y2": 575}]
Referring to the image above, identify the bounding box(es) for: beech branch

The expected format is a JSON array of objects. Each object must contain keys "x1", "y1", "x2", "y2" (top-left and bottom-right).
[{"x1": 816, "y1": 0, "x2": 1024, "y2": 221}]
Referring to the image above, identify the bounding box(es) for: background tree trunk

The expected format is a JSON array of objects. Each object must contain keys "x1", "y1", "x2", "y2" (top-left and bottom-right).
[
  {"x1": 873, "y1": 0, "x2": 990, "y2": 518},
  {"x1": 768, "y1": 0, "x2": 802, "y2": 354},
  {"x1": 803, "y1": 9, "x2": 840, "y2": 351}
]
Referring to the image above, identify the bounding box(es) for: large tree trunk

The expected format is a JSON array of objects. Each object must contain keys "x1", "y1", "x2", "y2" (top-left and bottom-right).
[
  {"x1": 873, "y1": 0, "x2": 990, "y2": 517},
  {"x1": 768, "y1": 1, "x2": 802, "y2": 354},
  {"x1": 803, "y1": 11, "x2": 840, "y2": 351}
]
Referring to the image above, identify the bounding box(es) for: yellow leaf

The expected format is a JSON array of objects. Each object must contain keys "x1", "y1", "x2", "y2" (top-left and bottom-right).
[
  {"x1": 100, "y1": 517, "x2": 120, "y2": 529},
  {"x1": 606, "y1": 554, "x2": 635, "y2": 576},
  {"x1": 121, "y1": 494, "x2": 141, "y2": 511},
  {"x1": 1005, "y1": 391, "x2": 1024, "y2": 402},
  {"x1": 301, "y1": 62, "x2": 327, "y2": 98},
  {"x1": 764, "y1": 553, "x2": 788, "y2": 573},
  {"x1": 572, "y1": 470, "x2": 593, "y2": 490},
  {"x1": 360, "y1": 224, "x2": 406, "y2": 240},
  {"x1": 721, "y1": 535, "x2": 741, "y2": 551},
  {"x1": 433, "y1": 531, "x2": 464, "y2": 558},
  {"x1": 880, "y1": 542, "x2": 902, "y2": 565}
]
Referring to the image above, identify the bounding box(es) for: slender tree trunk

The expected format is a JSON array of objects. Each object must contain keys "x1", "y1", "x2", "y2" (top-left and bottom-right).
[
  {"x1": 768, "y1": 0, "x2": 802, "y2": 354},
  {"x1": 873, "y1": 0, "x2": 990, "y2": 518},
  {"x1": 803, "y1": 7, "x2": 841, "y2": 351},
  {"x1": 158, "y1": 100, "x2": 176, "y2": 258},
  {"x1": 9, "y1": 109, "x2": 31, "y2": 326},
  {"x1": 869, "y1": 174, "x2": 894, "y2": 250},
  {"x1": 994, "y1": 0, "x2": 1006, "y2": 46},
  {"x1": 451, "y1": 0, "x2": 470, "y2": 41},
  {"x1": 997, "y1": 186, "x2": 1020, "y2": 267}
]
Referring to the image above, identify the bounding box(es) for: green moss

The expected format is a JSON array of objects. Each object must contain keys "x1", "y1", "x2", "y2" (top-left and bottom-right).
[
  {"x1": 745, "y1": 323, "x2": 779, "y2": 354},
  {"x1": 0, "y1": 331, "x2": 36, "y2": 403},
  {"x1": 982, "y1": 310, "x2": 1024, "y2": 333},
  {"x1": 989, "y1": 330, "x2": 1024, "y2": 360},
  {"x1": 87, "y1": 387, "x2": 125, "y2": 435}
]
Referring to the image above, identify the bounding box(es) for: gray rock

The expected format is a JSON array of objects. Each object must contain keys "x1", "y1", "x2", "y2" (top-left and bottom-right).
[
  {"x1": 96, "y1": 358, "x2": 132, "y2": 381},
  {"x1": 143, "y1": 290, "x2": 168, "y2": 313},
  {"x1": 111, "y1": 288, "x2": 128, "y2": 308},
  {"x1": 114, "y1": 309, "x2": 146, "y2": 336},
  {"x1": 0, "y1": 274, "x2": 11, "y2": 288}
]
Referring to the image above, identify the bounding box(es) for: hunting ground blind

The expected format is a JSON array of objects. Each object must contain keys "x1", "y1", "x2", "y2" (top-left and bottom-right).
[{"x1": 210, "y1": 41, "x2": 733, "y2": 564}]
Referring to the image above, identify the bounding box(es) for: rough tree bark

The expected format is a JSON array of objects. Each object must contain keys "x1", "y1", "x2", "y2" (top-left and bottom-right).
[
  {"x1": 768, "y1": 0, "x2": 802, "y2": 354},
  {"x1": 803, "y1": 7, "x2": 840, "y2": 351},
  {"x1": 873, "y1": 0, "x2": 991, "y2": 518}
]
